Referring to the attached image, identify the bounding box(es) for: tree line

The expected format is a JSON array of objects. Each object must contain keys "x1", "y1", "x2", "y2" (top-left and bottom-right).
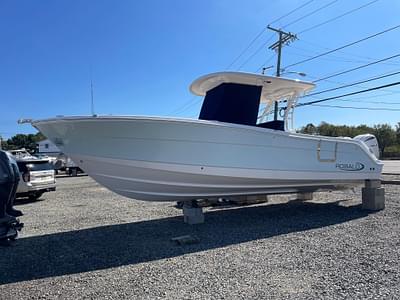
[
  {"x1": 0, "y1": 132, "x2": 45, "y2": 152},
  {"x1": 298, "y1": 122, "x2": 400, "y2": 158}
]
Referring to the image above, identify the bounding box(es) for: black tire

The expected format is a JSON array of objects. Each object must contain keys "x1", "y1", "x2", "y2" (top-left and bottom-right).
[{"x1": 29, "y1": 192, "x2": 44, "y2": 201}]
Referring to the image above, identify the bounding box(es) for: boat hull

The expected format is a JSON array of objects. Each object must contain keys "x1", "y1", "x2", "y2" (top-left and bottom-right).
[{"x1": 32, "y1": 116, "x2": 383, "y2": 201}]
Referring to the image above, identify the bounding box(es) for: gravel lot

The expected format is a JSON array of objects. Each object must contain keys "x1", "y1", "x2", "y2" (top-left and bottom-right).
[{"x1": 0, "y1": 175, "x2": 399, "y2": 299}]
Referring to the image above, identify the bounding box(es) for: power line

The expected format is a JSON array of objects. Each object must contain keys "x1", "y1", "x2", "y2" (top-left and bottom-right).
[
  {"x1": 303, "y1": 69, "x2": 400, "y2": 97},
  {"x1": 269, "y1": 0, "x2": 315, "y2": 25},
  {"x1": 298, "y1": 38, "x2": 400, "y2": 65},
  {"x1": 172, "y1": 56, "x2": 400, "y2": 116},
  {"x1": 228, "y1": 0, "x2": 332, "y2": 71},
  {"x1": 284, "y1": 24, "x2": 400, "y2": 69},
  {"x1": 283, "y1": 70, "x2": 400, "y2": 104},
  {"x1": 328, "y1": 90, "x2": 400, "y2": 101},
  {"x1": 297, "y1": 81, "x2": 400, "y2": 107},
  {"x1": 276, "y1": 0, "x2": 379, "y2": 58},
  {"x1": 225, "y1": 0, "x2": 317, "y2": 70},
  {"x1": 298, "y1": 0, "x2": 380, "y2": 34},
  {"x1": 329, "y1": 98, "x2": 400, "y2": 105},
  {"x1": 310, "y1": 104, "x2": 400, "y2": 111},
  {"x1": 225, "y1": 29, "x2": 270, "y2": 70},
  {"x1": 171, "y1": 4, "x2": 394, "y2": 115},
  {"x1": 312, "y1": 53, "x2": 400, "y2": 83},
  {"x1": 306, "y1": 94, "x2": 400, "y2": 105},
  {"x1": 305, "y1": 72, "x2": 400, "y2": 96},
  {"x1": 287, "y1": 44, "x2": 400, "y2": 67},
  {"x1": 286, "y1": 46, "x2": 373, "y2": 64},
  {"x1": 173, "y1": 2, "x2": 317, "y2": 113},
  {"x1": 282, "y1": 0, "x2": 339, "y2": 29},
  {"x1": 173, "y1": 98, "x2": 203, "y2": 116},
  {"x1": 169, "y1": 96, "x2": 200, "y2": 115},
  {"x1": 255, "y1": 54, "x2": 276, "y2": 73},
  {"x1": 236, "y1": 35, "x2": 274, "y2": 70}
]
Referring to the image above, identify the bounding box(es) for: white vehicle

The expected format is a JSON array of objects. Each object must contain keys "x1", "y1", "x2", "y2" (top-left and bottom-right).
[
  {"x1": 27, "y1": 72, "x2": 382, "y2": 202},
  {"x1": 9, "y1": 149, "x2": 36, "y2": 160},
  {"x1": 15, "y1": 159, "x2": 56, "y2": 200}
]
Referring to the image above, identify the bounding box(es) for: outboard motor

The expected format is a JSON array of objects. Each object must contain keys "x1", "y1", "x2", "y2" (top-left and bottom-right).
[
  {"x1": 0, "y1": 150, "x2": 23, "y2": 245},
  {"x1": 354, "y1": 134, "x2": 380, "y2": 159}
]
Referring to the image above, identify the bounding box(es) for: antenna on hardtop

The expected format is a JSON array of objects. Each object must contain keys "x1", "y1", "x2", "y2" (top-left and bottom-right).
[
  {"x1": 90, "y1": 79, "x2": 96, "y2": 116},
  {"x1": 261, "y1": 66, "x2": 273, "y2": 75},
  {"x1": 89, "y1": 64, "x2": 97, "y2": 117}
]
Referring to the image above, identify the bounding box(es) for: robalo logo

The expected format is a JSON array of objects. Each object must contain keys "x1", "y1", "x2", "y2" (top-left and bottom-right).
[{"x1": 335, "y1": 162, "x2": 364, "y2": 171}]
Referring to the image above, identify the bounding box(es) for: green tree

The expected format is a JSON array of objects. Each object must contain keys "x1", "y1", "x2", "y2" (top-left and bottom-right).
[
  {"x1": 354, "y1": 124, "x2": 374, "y2": 137},
  {"x1": 396, "y1": 122, "x2": 400, "y2": 144},
  {"x1": 299, "y1": 122, "x2": 376, "y2": 137},
  {"x1": 299, "y1": 123, "x2": 317, "y2": 135},
  {"x1": 3, "y1": 132, "x2": 45, "y2": 152},
  {"x1": 373, "y1": 124, "x2": 396, "y2": 157},
  {"x1": 297, "y1": 122, "x2": 400, "y2": 158}
]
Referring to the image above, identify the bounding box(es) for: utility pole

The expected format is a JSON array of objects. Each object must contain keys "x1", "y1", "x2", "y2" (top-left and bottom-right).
[{"x1": 267, "y1": 26, "x2": 297, "y2": 120}]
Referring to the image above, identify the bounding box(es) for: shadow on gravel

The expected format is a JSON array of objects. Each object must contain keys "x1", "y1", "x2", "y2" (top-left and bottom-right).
[
  {"x1": 0, "y1": 201, "x2": 371, "y2": 284},
  {"x1": 13, "y1": 198, "x2": 46, "y2": 206}
]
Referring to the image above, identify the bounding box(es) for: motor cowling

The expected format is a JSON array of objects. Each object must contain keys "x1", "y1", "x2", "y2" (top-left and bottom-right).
[{"x1": 353, "y1": 134, "x2": 380, "y2": 159}]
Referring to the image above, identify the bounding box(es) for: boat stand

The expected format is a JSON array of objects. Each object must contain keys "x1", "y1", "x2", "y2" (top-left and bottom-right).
[
  {"x1": 180, "y1": 179, "x2": 385, "y2": 224},
  {"x1": 362, "y1": 179, "x2": 385, "y2": 210},
  {"x1": 183, "y1": 200, "x2": 204, "y2": 225}
]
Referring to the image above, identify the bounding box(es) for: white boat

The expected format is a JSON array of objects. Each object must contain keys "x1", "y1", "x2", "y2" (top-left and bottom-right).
[{"x1": 28, "y1": 72, "x2": 383, "y2": 202}]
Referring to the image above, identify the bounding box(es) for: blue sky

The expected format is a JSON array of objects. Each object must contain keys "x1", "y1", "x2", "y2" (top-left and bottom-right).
[{"x1": 1, "y1": 0, "x2": 399, "y2": 138}]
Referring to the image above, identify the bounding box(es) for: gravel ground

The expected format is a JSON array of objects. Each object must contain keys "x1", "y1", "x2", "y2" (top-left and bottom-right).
[{"x1": 0, "y1": 175, "x2": 399, "y2": 299}]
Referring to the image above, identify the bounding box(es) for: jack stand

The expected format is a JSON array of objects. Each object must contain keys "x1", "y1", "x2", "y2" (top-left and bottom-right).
[
  {"x1": 297, "y1": 192, "x2": 313, "y2": 201},
  {"x1": 183, "y1": 200, "x2": 204, "y2": 225},
  {"x1": 362, "y1": 180, "x2": 385, "y2": 210}
]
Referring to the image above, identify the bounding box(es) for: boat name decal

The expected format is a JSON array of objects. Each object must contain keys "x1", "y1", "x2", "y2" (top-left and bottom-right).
[{"x1": 336, "y1": 162, "x2": 364, "y2": 171}]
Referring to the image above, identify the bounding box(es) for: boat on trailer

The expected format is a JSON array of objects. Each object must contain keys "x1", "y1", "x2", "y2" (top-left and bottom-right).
[{"x1": 28, "y1": 72, "x2": 383, "y2": 202}]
